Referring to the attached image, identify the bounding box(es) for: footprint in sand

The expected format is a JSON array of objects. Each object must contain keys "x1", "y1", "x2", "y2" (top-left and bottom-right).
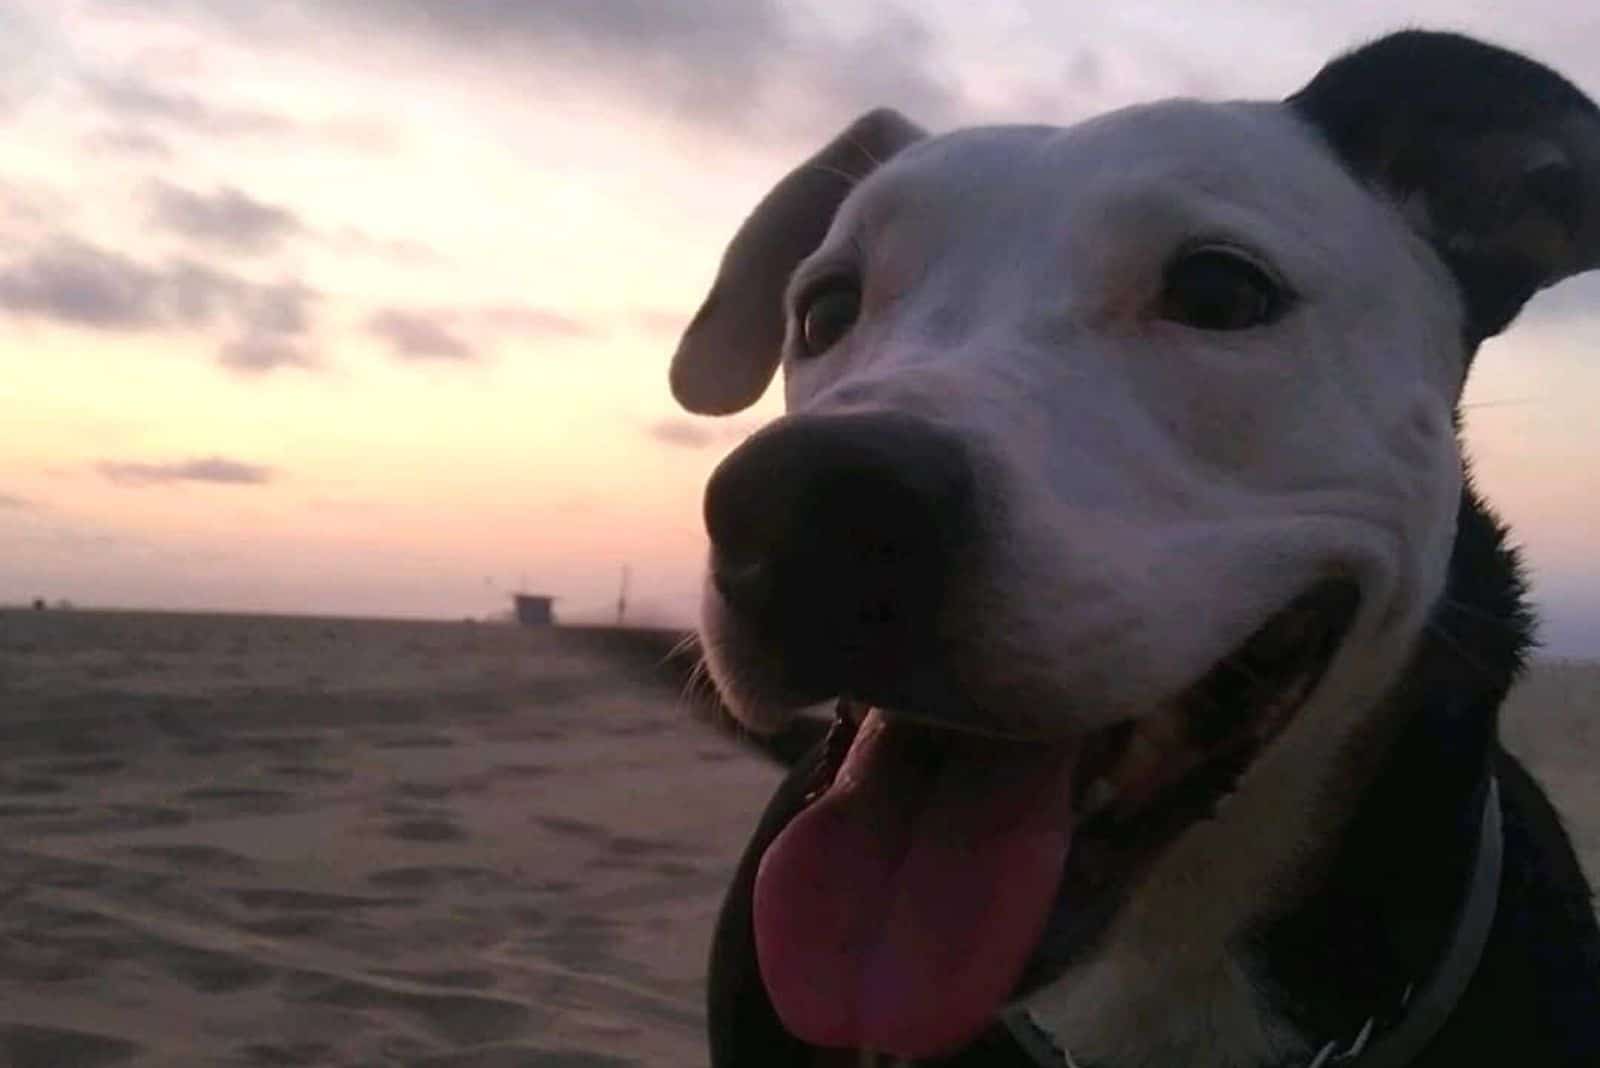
[
  {"x1": 366, "y1": 866, "x2": 511, "y2": 893},
  {"x1": 537, "y1": 816, "x2": 604, "y2": 838},
  {"x1": 374, "y1": 966, "x2": 498, "y2": 991},
  {"x1": 493, "y1": 762, "x2": 553, "y2": 779},
  {"x1": 539, "y1": 914, "x2": 620, "y2": 964},
  {"x1": 588, "y1": 835, "x2": 687, "y2": 874},
  {"x1": 409, "y1": 1047, "x2": 640, "y2": 1068},
  {"x1": 0, "y1": 1024, "x2": 142, "y2": 1068},
  {"x1": 104, "y1": 803, "x2": 190, "y2": 829},
  {"x1": 126, "y1": 843, "x2": 258, "y2": 875},
  {"x1": 282, "y1": 972, "x2": 539, "y2": 1046},
  {"x1": 534, "y1": 879, "x2": 579, "y2": 894},
  {"x1": 508, "y1": 904, "x2": 549, "y2": 928},
  {"x1": 265, "y1": 763, "x2": 353, "y2": 784},
  {"x1": 232, "y1": 888, "x2": 407, "y2": 911},
  {"x1": 235, "y1": 1040, "x2": 335, "y2": 1066},
  {"x1": 150, "y1": 942, "x2": 278, "y2": 994},
  {"x1": 180, "y1": 786, "x2": 295, "y2": 814},
  {"x1": 0, "y1": 904, "x2": 120, "y2": 983},
  {"x1": 382, "y1": 800, "x2": 442, "y2": 818},
  {"x1": 239, "y1": 914, "x2": 341, "y2": 939},
  {"x1": 651, "y1": 860, "x2": 699, "y2": 878},
  {"x1": 51, "y1": 734, "x2": 118, "y2": 757},
  {"x1": 606, "y1": 835, "x2": 678, "y2": 858},
  {"x1": 604, "y1": 720, "x2": 667, "y2": 739},
  {"x1": 237, "y1": 734, "x2": 325, "y2": 758},
  {"x1": 175, "y1": 739, "x2": 227, "y2": 757},
  {"x1": 374, "y1": 732, "x2": 458, "y2": 750},
  {"x1": 228, "y1": 889, "x2": 412, "y2": 941},
  {"x1": 0, "y1": 776, "x2": 67, "y2": 797},
  {"x1": 385, "y1": 817, "x2": 469, "y2": 843},
  {"x1": 0, "y1": 802, "x2": 76, "y2": 819},
  {"x1": 390, "y1": 781, "x2": 456, "y2": 801},
  {"x1": 24, "y1": 804, "x2": 185, "y2": 831},
  {"x1": 30, "y1": 757, "x2": 127, "y2": 776}
]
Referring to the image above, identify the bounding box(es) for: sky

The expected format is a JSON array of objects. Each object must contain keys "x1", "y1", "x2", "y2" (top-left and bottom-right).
[{"x1": 2, "y1": 1, "x2": 1600, "y2": 654}]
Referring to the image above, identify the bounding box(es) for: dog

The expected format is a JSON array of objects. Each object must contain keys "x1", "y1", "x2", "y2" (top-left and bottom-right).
[{"x1": 668, "y1": 31, "x2": 1600, "y2": 1067}]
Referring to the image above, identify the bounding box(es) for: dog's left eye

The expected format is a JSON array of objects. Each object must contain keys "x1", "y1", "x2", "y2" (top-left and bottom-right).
[
  {"x1": 1160, "y1": 246, "x2": 1287, "y2": 331},
  {"x1": 797, "y1": 281, "x2": 861, "y2": 357}
]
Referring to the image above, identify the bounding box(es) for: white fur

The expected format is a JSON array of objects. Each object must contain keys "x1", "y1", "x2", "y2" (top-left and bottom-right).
[{"x1": 700, "y1": 100, "x2": 1470, "y2": 1063}]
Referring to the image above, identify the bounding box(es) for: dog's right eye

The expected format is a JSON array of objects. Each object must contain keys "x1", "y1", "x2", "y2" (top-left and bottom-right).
[
  {"x1": 1160, "y1": 246, "x2": 1288, "y2": 331},
  {"x1": 797, "y1": 281, "x2": 861, "y2": 357}
]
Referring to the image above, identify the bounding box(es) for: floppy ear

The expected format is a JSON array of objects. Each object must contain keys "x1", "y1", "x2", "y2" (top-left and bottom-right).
[
  {"x1": 1290, "y1": 31, "x2": 1600, "y2": 342},
  {"x1": 669, "y1": 109, "x2": 925, "y2": 415}
]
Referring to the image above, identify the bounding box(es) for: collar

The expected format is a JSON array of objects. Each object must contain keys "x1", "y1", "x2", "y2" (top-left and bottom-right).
[{"x1": 1000, "y1": 774, "x2": 1503, "y2": 1068}]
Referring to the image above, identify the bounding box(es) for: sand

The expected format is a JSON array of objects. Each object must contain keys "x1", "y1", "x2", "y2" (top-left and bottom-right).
[
  {"x1": 0, "y1": 608, "x2": 1593, "y2": 1067},
  {"x1": 0, "y1": 610, "x2": 780, "y2": 1067}
]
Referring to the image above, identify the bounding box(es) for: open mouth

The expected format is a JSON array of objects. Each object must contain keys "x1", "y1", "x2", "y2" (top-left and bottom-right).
[{"x1": 751, "y1": 578, "x2": 1361, "y2": 1059}]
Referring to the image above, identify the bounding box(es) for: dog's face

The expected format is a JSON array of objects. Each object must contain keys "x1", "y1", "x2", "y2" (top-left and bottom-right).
[
  {"x1": 722, "y1": 101, "x2": 1465, "y2": 734},
  {"x1": 673, "y1": 33, "x2": 1600, "y2": 1064}
]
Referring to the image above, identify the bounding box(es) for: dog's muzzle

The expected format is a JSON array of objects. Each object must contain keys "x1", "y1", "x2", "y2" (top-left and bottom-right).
[{"x1": 703, "y1": 412, "x2": 976, "y2": 705}]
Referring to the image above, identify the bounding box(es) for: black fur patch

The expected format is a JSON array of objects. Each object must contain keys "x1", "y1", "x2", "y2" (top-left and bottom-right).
[{"x1": 1290, "y1": 31, "x2": 1600, "y2": 343}]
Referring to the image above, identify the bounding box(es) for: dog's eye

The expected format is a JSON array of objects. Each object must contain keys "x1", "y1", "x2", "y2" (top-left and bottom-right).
[
  {"x1": 797, "y1": 281, "x2": 861, "y2": 357},
  {"x1": 1160, "y1": 247, "x2": 1287, "y2": 331}
]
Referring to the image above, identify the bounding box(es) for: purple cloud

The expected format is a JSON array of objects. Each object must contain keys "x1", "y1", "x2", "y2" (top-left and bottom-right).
[
  {"x1": 98, "y1": 456, "x2": 275, "y2": 487},
  {"x1": 479, "y1": 305, "x2": 593, "y2": 338},
  {"x1": 149, "y1": 181, "x2": 303, "y2": 253},
  {"x1": 646, "y1": 417, "x2": 757, "y2": 451},
  {"x1": 368, "y1": 308, "x2": 476, "y2": 361},
  {"x1": 218, "y1": 335, "x2": 317, "y2": 373}
]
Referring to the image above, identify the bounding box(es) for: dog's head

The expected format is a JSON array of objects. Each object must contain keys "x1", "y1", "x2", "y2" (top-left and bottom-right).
[{"x1": 671, "y1": 32, "x2": 1600, "y2": 1063}]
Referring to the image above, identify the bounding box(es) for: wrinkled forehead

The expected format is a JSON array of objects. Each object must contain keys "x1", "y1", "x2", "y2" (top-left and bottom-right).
[{"x1": 829, "y1": 99, "x2": 1420, "y2": 274}]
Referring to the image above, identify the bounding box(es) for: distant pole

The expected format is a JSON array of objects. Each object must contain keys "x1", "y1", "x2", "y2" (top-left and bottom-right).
[{"x1": 616, "y1": 564, "x2": 631, "y2": 626}]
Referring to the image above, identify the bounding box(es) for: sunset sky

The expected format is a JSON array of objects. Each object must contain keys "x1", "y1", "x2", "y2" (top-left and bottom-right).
[{"x1": 3, "y1": 1, "x2": 1600, "y2": 653}]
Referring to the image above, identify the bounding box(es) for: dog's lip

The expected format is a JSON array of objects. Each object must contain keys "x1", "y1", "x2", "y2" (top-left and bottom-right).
[
  {"x1": 820, "y1": 577, "x2": 1361, "y2": 852},
  {"x1": 838, "y1": 576, "x2": 1362, "y2": 749},
  {"x1": 1074, "y1": 575, "x2": 1362, "y2": 818}
]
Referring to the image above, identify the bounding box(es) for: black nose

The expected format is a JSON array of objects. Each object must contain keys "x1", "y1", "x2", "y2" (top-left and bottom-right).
[{"x1": 703, "y1": 412, "x2": 975, "y2": 692}]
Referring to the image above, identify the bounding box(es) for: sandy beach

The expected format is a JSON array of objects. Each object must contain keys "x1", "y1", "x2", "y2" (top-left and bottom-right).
[
  {"x1": 0, "y1": 608, "x2": 1593, "y2": 1067},
  {"x1": 0, "y1": 610, "x2": 780, "y2": 1067}
]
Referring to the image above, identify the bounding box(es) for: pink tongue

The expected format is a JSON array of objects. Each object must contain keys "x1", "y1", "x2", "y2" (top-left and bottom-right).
[{"x1": 754, "y1": 712, "x2": 1078, "y2": 1058}]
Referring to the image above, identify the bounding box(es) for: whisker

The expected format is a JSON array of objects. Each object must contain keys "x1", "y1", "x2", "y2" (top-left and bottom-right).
[
  {"x1": 663, "y1": 630, "x2": 701, "y2": 663},
  {"x1": 661, "y1": 631, "x2": 718, "y2": 710},
  {"x1": 680, "y1": 657, "x2": 716, "y2": 710}
]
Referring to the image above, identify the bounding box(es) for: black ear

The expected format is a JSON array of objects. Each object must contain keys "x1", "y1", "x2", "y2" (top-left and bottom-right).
[
  {"x1": 670, "y1": 109, "x2": 924, "y2": 415},
  {"x1": 1290, "y1": 31, "x2": 1600, "y2": 342}
]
